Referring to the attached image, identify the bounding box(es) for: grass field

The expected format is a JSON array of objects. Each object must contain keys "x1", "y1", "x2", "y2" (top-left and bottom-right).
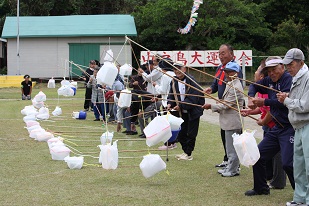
[{"x1": 0, "y1": 83, "x2": 293, "y2": 206}]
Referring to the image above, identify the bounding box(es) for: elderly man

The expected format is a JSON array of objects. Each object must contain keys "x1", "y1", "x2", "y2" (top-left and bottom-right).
[
  {"x1": 245, "y1": 56, "x2": 295, "y2": 196},
  {"x1": 277, "y1": 48, "x2": 309, "y2": 206},
  {"x1": 204, "y1": 44, "x2": 243, "y2": 168}
]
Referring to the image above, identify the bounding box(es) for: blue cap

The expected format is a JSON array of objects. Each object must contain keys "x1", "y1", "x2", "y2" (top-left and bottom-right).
[{"x1": 224, "y1": 62, "x2": 240, "y2": 72}]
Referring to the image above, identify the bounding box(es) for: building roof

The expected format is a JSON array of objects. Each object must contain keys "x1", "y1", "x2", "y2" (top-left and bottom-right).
[{"x1": 1, "y1": 14, "x2": 137, "y2": 38}]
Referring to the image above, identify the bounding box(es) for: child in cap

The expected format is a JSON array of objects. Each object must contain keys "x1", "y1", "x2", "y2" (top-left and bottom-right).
[{"x1": 21, "y1": 74, "x2": 32, "y2": 100}]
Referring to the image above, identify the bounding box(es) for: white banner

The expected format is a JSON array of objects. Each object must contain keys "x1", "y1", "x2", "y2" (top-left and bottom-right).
[{"x1": 141, "y1": 50, "x2": 252, "y2": 67}]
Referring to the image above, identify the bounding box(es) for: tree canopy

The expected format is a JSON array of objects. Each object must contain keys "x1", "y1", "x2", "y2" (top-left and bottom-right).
[{"x1": 1, "y1": 0, "x2": 308, "y2": 60}]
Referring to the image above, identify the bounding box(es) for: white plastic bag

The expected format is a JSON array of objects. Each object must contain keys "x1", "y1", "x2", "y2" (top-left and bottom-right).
[
  {"x1": 23, "y1": 115, "x2": 37, "y2": 123},
  {"x1": 35, "y1": 131, "x2": 54, "y2": 142},
  {"x1": 100, "y1": 131, "x2": 114, "y2": 145},
  {"x1": 50, "y1": 145, "x2": 71, "y2": 160},
  {"x1": 29, "y1": 128, "x2": 46, "y2": 139},
  {"x1": 52, "y1": 106, "x2": 62, "y2": 116},
  {"x1": 119, "y1": 63, "x2": 133, "y2": 76},
  {"x1": 47, "y1": 78, "x2": 56, "y2": 88},
  {"x1": 21, "y1": 105, "x2": 38, "y2": 116},
  {"x1": 64, "y1": 156, "x2": 84, "y2": 169},
  {"x1": 47, "y1": 137, "x2": 64, "y2": 149},
  {"x1": 144, "y1": 116, "x2": 172, "y2": 147},
  {"x1": 233, "y1": 130, "x2": 260, "y2": 168},
  {"x1": 118, "y1": 89, "x2": 132, "y2": 108},
  {"x1": 32, "y1": 99, "x2": 44, "y2": 109},
  {"x1": 164, "y1": 113, "x2": 184, "y2": 131},
  {"x1": 36, "y1": 107, "x2": 50, "y2": 120},
  {"x1": 25, "y1": 120, "x2": 40, "y2": 128},
  {"x1": 96, "y1": 62, "x2": 118, "y2": 87},
  {"x1": 98, "y1": 140, "x2": 118, "y2": 169},
  {"x1": 33, "y1": 91, "x2": 46, "y2": 102},
  {"x1": 139, "y1": 154, "x2": 166, "y2": 178}
]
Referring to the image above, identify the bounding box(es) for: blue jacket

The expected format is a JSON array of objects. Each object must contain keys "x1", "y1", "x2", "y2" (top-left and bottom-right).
[
  {"x1": 248, "y1": 71, "x2": 292, "y2": 127},
  {"x1": 210, "y1": 60, "x2": 243, "y2": 99}
]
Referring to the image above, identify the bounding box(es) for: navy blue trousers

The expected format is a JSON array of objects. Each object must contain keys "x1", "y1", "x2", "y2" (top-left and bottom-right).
[{"x1": 253, "y1": 125, "x2": 295, "y2": 192}]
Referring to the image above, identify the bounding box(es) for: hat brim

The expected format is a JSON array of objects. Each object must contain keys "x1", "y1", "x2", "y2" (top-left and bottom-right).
[
  {"x1": 223, "y1": 68, "x2": 237, "y2": 72},
  {"x1": 282, "y1": 58, "x2": 293, "y2": 65}
]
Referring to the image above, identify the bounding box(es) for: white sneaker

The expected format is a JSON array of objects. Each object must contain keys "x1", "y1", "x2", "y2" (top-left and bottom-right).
[
  {"x1": 286, "y1": 201, "x2": 306, "y2": 206},
  {"x1": 172, "y1": 143, "x2": 177, "y2": 149},
  {"x1": 175, "y1": 153, "x2": 186, "y2": 159},
  {"x1": 177, "y1": 153, "x2": 193, "y2": 161},
  {"x1": 218, "y1": 169, "x2": 226, "y2": 174}
]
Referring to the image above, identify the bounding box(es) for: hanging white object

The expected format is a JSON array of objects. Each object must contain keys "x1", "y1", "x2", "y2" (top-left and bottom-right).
[
  {"x1": 33, "y1": 91, "x2": 47, "y2": 102},
  {"x1": 118, "y1": 89, "x2": 132, "y2": 108},
  {"x1": 96, "y1": 62, "x2": 118, "y2": 87},
  {"x1": 52, "y1": 106, "x2": 62, "y2": 116},
  {"x1": 61, "y1": 79, "x2": 70, "y2": 86},
  {"x1": 70, "y1": 81, "x2": 78, "y2": 89},
  {"x1": 119, "y1": 63, "x2": 133, "y2": 76},
  {"x1": 144, "y1": 116, "x2": 172, "y2": 147},
  {"x1": 47, "y1": 78, "x2": 56, "y2": 88},
  {"x1": 164, "y1": 113, "x2": 184, "y2": 131},
  {"x1": 57, "y1": 85, "x2": 75, "y2": 96},
  {"x1": 233, "y1": 130, "x2": 260, "y2": 168},
  {"x1": 100, "y1": 131, "x2": 114, "y2": 145},
  {"x1": 103, "y1": 49, "x2": 114, "y2": 62},
  {"x1": 98, "y1": 140, "x2": 118, "y2": 169},
  {"x1": 64, "y1": 156, "x2": 84, "y2": 169},
  {"x1": 50, "y1": 145, "x2": 71, "y2": 160},
  {"x1": 139, "y1": 154, "x2": 166, "y2": 178}
]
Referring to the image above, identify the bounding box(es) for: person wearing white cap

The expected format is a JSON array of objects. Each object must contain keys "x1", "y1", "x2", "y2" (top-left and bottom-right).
[
  {"x1": 245, "y1": 56, "x2": 295, "y2": 197},
  {"x1": 277, "y1": 48, "x2": 309, "y2": 206},
  {"x1": 203, "y1": 62, "x2": 244, "y2": 177}
]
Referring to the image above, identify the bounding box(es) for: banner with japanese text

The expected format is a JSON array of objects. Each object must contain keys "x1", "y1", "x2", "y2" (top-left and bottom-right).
[{"x1": 140, "y1": 50, "x2": 252, "y2": 67}]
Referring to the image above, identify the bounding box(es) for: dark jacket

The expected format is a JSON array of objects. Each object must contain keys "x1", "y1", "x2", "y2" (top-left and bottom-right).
[
  {"x1": 248, "y1": 71, "x2": 292, "y2": 127},
  {"x1": 167, "y1": 73, "x2": 205, "y2": 120}
]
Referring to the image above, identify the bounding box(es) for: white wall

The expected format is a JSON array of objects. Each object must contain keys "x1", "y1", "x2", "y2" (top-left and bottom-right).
[{"x1": 7, "y1": 36, "x2": 132, "y2": 78}]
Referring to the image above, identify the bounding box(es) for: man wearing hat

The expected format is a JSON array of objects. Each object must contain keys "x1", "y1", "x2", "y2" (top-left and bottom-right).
[
  {"x1": 168, "y1": 62, "x2": 205, "y2": 160},
  {"x1": 245, "y1": 56, "x2": 295, "y2": 196},
  {"x1": 277, "y1": 48, "x2": 309, "y2": 206},
  {"x1": 203, "y1": 62, "x2": 244, "y2": 176},
  {"x1": 21, "y1": 74, "x2": 32, "y2": 100}
]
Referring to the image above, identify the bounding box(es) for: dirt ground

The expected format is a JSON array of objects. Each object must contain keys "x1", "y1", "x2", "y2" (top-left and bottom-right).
[{"x1": 200, "y1": 98, "x2": 264, "y2": 139}]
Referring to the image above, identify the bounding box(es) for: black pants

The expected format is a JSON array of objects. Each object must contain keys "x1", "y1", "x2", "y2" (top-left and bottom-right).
[
  {"x1": 84, "y1": 87, "x2": 92, "y2": 110},
  {"x1": 178, "y1": 113, "x2": 200, "y2": 156},
  {"x1": 221, "y1": 128, "x2": 228, "y2": 162},
  {"x1": 130, "y1": 90, "x2": 153, "y2": 123}
]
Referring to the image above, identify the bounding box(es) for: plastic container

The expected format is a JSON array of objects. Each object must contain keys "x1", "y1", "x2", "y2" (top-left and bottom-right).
[
  {"x1": 144, "y1": 116, "x2": 172, "y2": 147},
  {"x1": 100, "y1": 131, "x2": 113, "y2": 145},
  {"x1": 139, "y1": 154, "x2": 166, "y2": 178},
  {"x1": 47, "y1": 78, "x2": 56, "y2": 88},
  {"x1": 52, "y1": 106, "x2": 62, "y2": 116},
  {"x1": 72, "y1": 111, "x2": 87, "y2": 120},
  {"x1": 25, "y1": 120, "x2": 40, "y2": 128},
  {"x1": 36, "y1": 131, "x2": 54, "y2": 142},
  {"x1": 96, "y1": 62, "x2": 118, "y2": 87},
  {"x1": 98, "y1": 141, "x2": 118, "y2": 169},
  {"x1": 50, "y1": 145, "x2": 71, "y2": 160},
  {"x1": 33, "y1": 91, "x2": 46, "y2": 102},
  {"x1": 164, "y1": 113, "x2": 184, "y2": 131},
  {"x1": 47, "y1": 137, "x2": 64, "y2": 149},
  {"x1": 23, "y1": 115, "x2": 37, "y2": 123},
  {"x1": 64, "y1": 156, "x2": 84, "y2": 169},
  {"x1": 119, "y1": 63, "x2": 133, "y2": 76},
  {"x1": 117, "y1": 89, "x2": 132, "y2": 108}
]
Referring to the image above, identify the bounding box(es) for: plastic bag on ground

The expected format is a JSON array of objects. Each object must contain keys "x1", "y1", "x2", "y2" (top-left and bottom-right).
[
  {"x1": 233, "y1": 130, "x2": 260, "y2": 168},
  {"x1": 47, "y1": 78, "x2": 56, "y2": 88},
  {"x1": 33, "y1": 91, "x2": 46, "y2": 102},
  {"x1": 52, "y1": 106, "x2": 62, "y2": 116},
  {"x1": 21, "y1": 105, "x2": 38, "y2": 116},
  {"x1": 50, "y1": 145, "x2": 71, "y2": 160},
  {"x1": 64, "y1": 156, "x2": 84, "y2": 169},
  {"x1": 98, "y1": 140, "x2": 118, "y2": 169}
]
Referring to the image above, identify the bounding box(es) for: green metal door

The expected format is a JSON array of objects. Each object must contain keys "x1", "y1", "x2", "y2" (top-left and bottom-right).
[{"x1": 69, "y1": 43, "x2": 100, "y2": 77}]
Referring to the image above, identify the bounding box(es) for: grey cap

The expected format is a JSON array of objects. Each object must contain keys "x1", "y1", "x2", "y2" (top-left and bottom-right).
[{"x1": 282, "y1": 48, "x2": 305, "y2": 64}]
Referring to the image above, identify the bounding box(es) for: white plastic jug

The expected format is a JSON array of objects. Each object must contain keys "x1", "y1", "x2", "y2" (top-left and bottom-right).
[
  {"x1": 98, "y1": 141, "x2": 118, "y2": 170},
  {"x1": 144, "y1": 116, "x2": 172, "y2": 147},
  {"x1": 52, "y1": 106, "x2": 62, "y2": 116},
  {"x1": 119, "y1": 63, "x2": 133, "y2": 76},
  {"x1": 139, "y1": 154, "x2": 166, "y2": 178},
  {"x1": 47, "y1": 78, "x2": 56, "y2": 88},
  {"x1": 50, "y1": 145, "x2": 71, "y2": 160},
  {"x1": 118, "y1": 89, "x2": 132, "y2": 108},
  {"x1": 64, "y1": 156, "x2": 84, "y2": 169},
  {"x1": 47, "y1": 137, "x2": 63, "y2": 149},
  {"x1": 233, "y1": 130, "x2": 260, "y2": 168},
  {"x1": 100, "y1": 131, "x2": 114, "y2": 145},
  {"x1": 164, "y1": 113, "x2": 184, "y2": 131},
  {"x1": 96, "y1": 62, "x2": 118, "y2": 87}
]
